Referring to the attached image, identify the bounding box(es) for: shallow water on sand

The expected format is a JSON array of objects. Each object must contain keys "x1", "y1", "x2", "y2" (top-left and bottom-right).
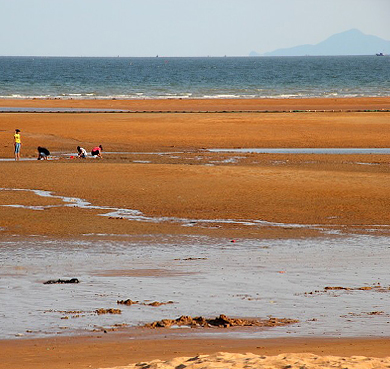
[
  {"x1": 0, "y1": 234, "x2": 389, "y2": 340},
  {"x1": 209, "y1": 148, "x2": 390, "y2": 155}
]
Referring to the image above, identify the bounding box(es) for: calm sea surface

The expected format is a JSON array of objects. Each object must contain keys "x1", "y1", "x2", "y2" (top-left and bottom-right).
[{"x1": 0, "y1": 56, "x2": 389, "y2": 99}]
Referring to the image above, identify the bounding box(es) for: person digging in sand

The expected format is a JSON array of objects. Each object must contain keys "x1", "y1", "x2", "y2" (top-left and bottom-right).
[
  {"x1": 91, "y1": 145, "x2": 103, "y2": 158},
  {"x1": 37, "y1": 146, "x2": 50, "y2": 160},
  {"x1": 77, "y1": 146, "x2": 87, "y2": 158}
]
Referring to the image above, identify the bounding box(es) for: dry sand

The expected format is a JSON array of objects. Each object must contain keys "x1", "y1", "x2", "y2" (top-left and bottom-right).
[
  {"x1": 1, "y1": 97, "x2": 390, "y2": 368},
  {"x1": 103, "y1": 352, "x2": 390, "y2": 369}
]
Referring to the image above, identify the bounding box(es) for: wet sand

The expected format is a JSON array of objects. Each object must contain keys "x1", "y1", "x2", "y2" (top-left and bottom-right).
[
  {"x1": 0, "y1": 97, "x2": 390, "y2": 238},
  {"x1": 2, "y1": 96, "x2": 390, "y2": 111},
  {"x1": 0, "y1": 335, "x2": 389, "y2": 369},
  {"x1": 1, "y1": 161, "x2": 389, "y2": 238},
  {"x1": 1, "y1": 97, "x2": 390, "y2": 368}
]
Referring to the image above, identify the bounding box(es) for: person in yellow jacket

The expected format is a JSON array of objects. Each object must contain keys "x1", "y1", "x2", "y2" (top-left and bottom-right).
[{"x1": 14, "y1": 129, "x2": 21, "y2": 161}]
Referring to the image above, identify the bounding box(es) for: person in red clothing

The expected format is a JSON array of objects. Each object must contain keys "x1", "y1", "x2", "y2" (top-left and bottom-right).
[{"x1": 91, "y1": 145, "x2": 103, "y2": 158}]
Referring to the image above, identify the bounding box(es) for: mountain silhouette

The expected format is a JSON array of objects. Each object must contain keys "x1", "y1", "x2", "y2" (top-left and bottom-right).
[{"x1": 254, "y1": 29, "x2": 390, "y2": 56}]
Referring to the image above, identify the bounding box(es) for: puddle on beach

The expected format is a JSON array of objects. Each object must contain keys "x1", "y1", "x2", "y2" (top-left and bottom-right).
[
  {"x1": 0, "y1": 151, "x2": 183, "y2": 162},
  {"x1": 209, "y1": 148, "x2": 390, "y2": 155},
  {"x1": 0, "y1": 158, "x2": 45, "y2": 162},
  {"x1": 0, "y1": 107, "x2": 130, "y2": 113},
  {"x1": 2, "y1": 147, "x2": 390, "y2": 163},
  {"x1": 0, "y1": 234, "x2": 389, "y2": 340}
]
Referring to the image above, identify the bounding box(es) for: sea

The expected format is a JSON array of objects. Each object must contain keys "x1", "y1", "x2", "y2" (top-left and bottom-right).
[{"x1": 0, "y1": 55, "x2": 389, "y2": 99}]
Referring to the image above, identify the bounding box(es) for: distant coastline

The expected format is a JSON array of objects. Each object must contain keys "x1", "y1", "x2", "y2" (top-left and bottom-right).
[{"x1": 256, "y1": 29, "x2": 390, "y2": 57}]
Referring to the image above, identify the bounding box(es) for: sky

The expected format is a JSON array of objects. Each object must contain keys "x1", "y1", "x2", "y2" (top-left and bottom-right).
[{"x1": 0, "y1": 0, "x2": 389, "y2": 57}]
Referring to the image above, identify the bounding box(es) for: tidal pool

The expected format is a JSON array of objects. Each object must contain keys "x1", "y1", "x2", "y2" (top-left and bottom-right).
[{"x1": 209, "y1": 148, "x2": 390, "y2": 155}]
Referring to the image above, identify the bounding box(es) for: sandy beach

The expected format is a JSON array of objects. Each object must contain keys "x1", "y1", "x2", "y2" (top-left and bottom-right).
[
  {"x1": 1, "y1": 97, "x2": 390, "y2": 368},
  {"x1": 102, "y1": 352, "x2": 390, "y2": 369},
  {"x1": 1, "y1": 97, "x2": 390, "y2": 238}
]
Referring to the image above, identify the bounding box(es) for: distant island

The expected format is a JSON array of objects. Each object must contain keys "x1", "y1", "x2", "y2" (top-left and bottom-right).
[{"x1": 250, "y1": 29, "x2": 390, "y2": 56}]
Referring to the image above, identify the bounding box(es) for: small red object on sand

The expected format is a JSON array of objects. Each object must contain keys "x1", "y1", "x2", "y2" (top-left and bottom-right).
[
  {"x1": 230, "y1": 240, "x2": 236, "y2": 243},
  {"x1": 70, "y1": 156, "x2": 74, "y2": 159}
]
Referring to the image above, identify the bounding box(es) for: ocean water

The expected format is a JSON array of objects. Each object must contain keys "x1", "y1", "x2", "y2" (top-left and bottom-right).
[{"x1": 0, "y1": 56, "x2": 389, "y2": 99}]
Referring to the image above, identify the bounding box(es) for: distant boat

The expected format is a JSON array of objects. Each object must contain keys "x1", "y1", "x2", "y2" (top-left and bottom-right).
[{"x1": 376, "y1": 52, "x2": 385, "y2": 56}]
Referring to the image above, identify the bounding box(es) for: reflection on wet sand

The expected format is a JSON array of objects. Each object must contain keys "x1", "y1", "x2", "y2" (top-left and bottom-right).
[
  {"x1": 0, "y1": 234, "x2": 389, "y2": 339},
  {"x1": 209, "y1": 148, "x2": 390, "y2": 154}
]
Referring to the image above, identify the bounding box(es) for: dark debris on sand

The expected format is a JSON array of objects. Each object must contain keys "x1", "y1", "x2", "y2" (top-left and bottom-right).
[
  {"x1": 303, "y1": 283, "x2": 390, "y2": 296},
  {"x1": 144, "y1": 314, "x2": 298, "y2": 329},
  {"x1": 95, "y1": 308, "x2": 122, "y2": 315},
  {"x1": 117, "y1": 299, "x2": 174, "y2": 307},
  {"x1": 44, "y1": 278, "x2": 80, "y2": 284}
]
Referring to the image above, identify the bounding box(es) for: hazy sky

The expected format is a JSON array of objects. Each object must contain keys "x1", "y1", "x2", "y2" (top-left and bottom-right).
[{"x1": 0, "y1": 0, "x2": 389, "y2": 57}]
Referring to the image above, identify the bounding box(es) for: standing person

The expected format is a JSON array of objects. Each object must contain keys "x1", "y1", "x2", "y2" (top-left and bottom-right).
[
  {"x1": 14, "y1": 129, "x2": 21, "y2": 161},
  {"x1": 77, "y1": 146, "x2": 87, "y2": 158},
  {"x1": 91, "y1": 145, "x2": 103, "y2": 158}
]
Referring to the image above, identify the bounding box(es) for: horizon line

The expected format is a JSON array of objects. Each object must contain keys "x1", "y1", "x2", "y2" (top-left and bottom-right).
[{"x1": 0, "y1": 54, "x2": 384, "y2": 58}]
